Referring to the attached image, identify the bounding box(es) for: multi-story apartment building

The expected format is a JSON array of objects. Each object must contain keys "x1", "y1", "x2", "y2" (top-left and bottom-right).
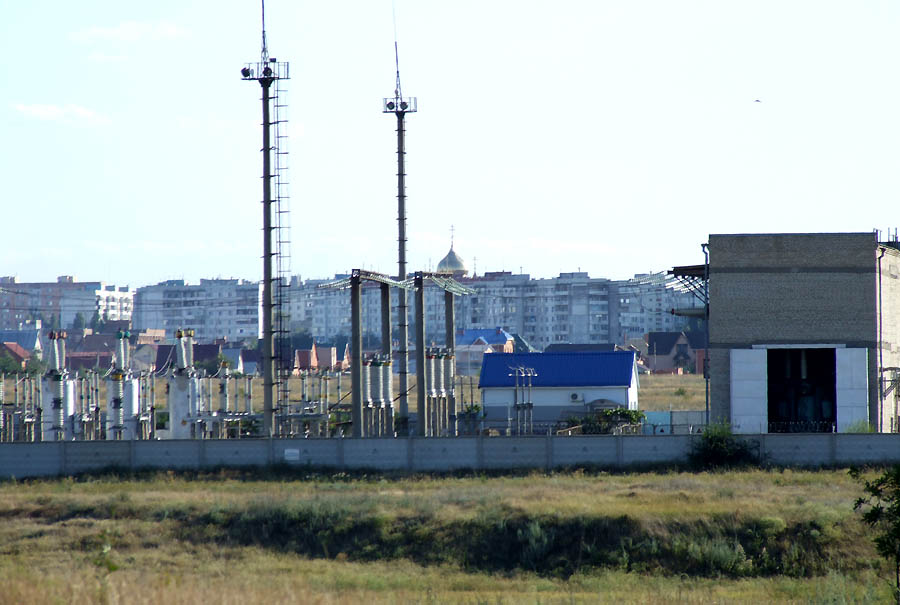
[
  {"x1": 284, "y1": 269, "x2": 699, "y2": 350},
  {"x1": 0, "y1": 276, "x2": 133, "y2": 331},
  {"x1": 608, "y1": 272, "x2": 697, "y2": 343},
  {"x1": 133, "y1": 279, "x2": 261, "y2": 343}
]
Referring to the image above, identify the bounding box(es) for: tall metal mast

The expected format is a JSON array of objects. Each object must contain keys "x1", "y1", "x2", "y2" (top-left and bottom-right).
[
  {"x1": 242, "y1": 0, "x2": 289, "y2": 437},
  {"x1": 383, "y1": 41, "x2": 417, "y2": 433}
]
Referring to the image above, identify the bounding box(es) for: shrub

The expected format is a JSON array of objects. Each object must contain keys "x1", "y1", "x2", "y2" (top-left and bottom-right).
[
  {"x1": 688, "y1": 424, "x2": 759, "y2": 469},
  {"x1": 565, "y1": 408, "x2": 646, "y2": 434},
  {"x1": 852, "y1": 465, "x2": 900, "y2": 603}
]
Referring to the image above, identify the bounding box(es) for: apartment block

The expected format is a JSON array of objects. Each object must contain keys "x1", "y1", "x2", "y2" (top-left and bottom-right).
[
  {"x1": 285, "y1": 270, "x2": 698, "y2": 350},
  {"x1": 0, "y1": 275, "x2": 132, "y2": 331},
  {"x1": 133, "y1": 279, "x2": 261, "y2": 343}
]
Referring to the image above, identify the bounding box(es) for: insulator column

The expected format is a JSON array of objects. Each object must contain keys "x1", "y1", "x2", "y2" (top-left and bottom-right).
[{"x1": 383, "y1": 360, "x2": 393, "y2": 436}]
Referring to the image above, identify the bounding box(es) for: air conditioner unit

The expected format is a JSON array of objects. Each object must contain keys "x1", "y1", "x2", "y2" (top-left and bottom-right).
[{"x1": 570, "y1": 392, "x2": 580, "y2": 402}]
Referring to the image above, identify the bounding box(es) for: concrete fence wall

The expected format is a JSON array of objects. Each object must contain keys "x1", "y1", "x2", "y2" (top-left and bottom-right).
[{"x1": 2, "y1": 433, "x2": 900, "y2": 480}]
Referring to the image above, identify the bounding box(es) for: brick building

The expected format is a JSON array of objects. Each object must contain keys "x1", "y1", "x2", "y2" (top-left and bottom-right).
[{"x1": 708, "y1": 232, "x2": 900, "y2": 433}]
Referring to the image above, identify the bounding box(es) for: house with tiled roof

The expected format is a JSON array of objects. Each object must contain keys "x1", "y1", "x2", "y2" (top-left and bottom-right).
[
  {"x1": 154, "y1": 343, "x2": 221, "y2": 373},
  {"x1": 479, "y1": 351, "x2": 639, "y2": 425},
  {"x1": 317, "y1": 345, "x2": 338, "y2": 371},
  {"x1": 0, "y1": 342, "x2": 30, "y2": 369},
  {"x1": 293, "y1": 343, "x2": 318, "y2": 374},
  {"x1": 0, "y1": 328, "x2": 41, "y2": 359},
  {"x1": 646, "y1": 331, "x2": 706, "y2": 374},
  {"x1": 66, "y1": 351, "x2": 113, "y2": 373}
]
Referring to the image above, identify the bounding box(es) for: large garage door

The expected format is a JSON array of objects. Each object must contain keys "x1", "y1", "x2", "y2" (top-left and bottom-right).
[
  {"x1": 730, "y1": 349, "x2": 767, "y2": 434},
  {"x1": 836, "y1": 348, "x2": 868, "y2": 432}
]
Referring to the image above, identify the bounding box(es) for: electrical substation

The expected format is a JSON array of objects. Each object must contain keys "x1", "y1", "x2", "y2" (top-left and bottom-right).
[
  {"x1": 7, "y1": 4, "x2": 900, "y2": 481},
  {"x1": 0, "y1": 1, "x2": 477, "y2": 446}
]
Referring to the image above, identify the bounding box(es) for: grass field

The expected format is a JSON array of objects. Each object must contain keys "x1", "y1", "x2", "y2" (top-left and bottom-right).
[
  {"x1": 636, "y1": 374, "x2": 706, "y2": 412},
  {"x1": 0, "y1": 467, "x2": 891, "y2": 603}
]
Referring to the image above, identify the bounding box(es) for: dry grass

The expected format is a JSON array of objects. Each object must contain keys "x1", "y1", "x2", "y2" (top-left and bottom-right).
[
  {"x1": 0, "y1": 558, "x2": 888, "y2": 604},
  {"x1": 0, "y1": 467, "x2": 866, "y2": 524},
  {"x1": 637, "y1": 374, "x2": 707, "y2": 411},
  {"x1": 0, "y1": 468, "x2": 890, "y2": 603}
]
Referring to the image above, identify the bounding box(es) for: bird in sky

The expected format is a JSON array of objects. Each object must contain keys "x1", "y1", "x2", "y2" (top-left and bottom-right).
[{"x1": 754, "y1": 99, "x2": 762, "y2": 103}]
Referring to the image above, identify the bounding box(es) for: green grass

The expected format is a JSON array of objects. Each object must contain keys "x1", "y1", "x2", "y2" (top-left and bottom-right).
[{"x1": 0, "y1": 467, "x2": 892, "y2": 603}]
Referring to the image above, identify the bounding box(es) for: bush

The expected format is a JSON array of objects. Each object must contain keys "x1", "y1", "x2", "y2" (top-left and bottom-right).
[
  {"x1": 565, "y1": 408, "x2": 646, "y2": 435},
  {"x1": 688, "y1": 424, "x2": 759, "y2": 469}
]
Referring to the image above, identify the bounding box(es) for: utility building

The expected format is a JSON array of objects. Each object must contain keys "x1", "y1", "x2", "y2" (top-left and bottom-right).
[
  {"x1": 479, "y1": 351, "x2": 639, "y2": 431},
  {"x1": 708, "y1": 232, "x2": 900, "y2": 433}
]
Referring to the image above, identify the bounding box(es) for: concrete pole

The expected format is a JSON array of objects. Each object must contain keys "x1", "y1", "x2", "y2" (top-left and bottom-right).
[
  {"x1": 415, "y1": 273, "x2": 427, "y2": 436},
  {"x1": 513, "y1": 369, "x2": 520, "y2": 436},
  {"x1": 260, "y1": 76, "x2": 276, "y2": 438},
  {"x1": 381, "y1": 283, "x2": 393, "y2": 434},
  {"x1": 702, "y1": 242, "x2": 710, "y2": 427},
  {"x1": 444, "y1": 291, "x2": 457, "y2": 436},
  {"x1": 351, "y1": 272, "x2": 363, "y2": 438},
  {"x1": 381, "y1": 283, "x2": 392, "y2": 357}
]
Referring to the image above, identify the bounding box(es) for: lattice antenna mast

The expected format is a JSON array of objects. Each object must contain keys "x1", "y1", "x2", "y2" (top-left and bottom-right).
[
  {"x1": 383, "y1": 20, "x2": 417, "y2": 433},
  {"x1": 241, "y1": 0, "x2": 290, "y2": 438}
]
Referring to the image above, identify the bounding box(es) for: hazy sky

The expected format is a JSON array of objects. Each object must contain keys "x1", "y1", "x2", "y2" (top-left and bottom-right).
[{"x1": 2, "y1": 1, "x2": 899, "y2": 288}]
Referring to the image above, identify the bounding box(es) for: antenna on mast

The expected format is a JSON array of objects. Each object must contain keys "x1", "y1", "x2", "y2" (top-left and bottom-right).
[
  {"x1": 383, "y1": 3, "x2": 417, "y2": 433},
  {"x1": 394, "y1": 41, "x2": 403, "y2": 100},
  {"x1": 392, "y1": 0, "x2": 402, "y2": 99},
  {"x1": 241, "y1": 1, "x2": 291, "y2": 437},
  {"x1": 260, "y1": 0, "x2": 269, "y2": 63}
]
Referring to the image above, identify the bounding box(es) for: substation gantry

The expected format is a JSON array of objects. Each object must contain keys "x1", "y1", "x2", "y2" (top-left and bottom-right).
[{"x1": 319, "y1": 269, "x2": 473, "y2": 438}]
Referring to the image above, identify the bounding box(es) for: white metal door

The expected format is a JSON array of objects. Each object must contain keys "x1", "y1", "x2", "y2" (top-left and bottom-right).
[
  {"x1": 730, "y1": 349, "x2": 767, "y2": 434},
  {"x1": 836, "y1": 348, "x2": 868, "y2": 432}
]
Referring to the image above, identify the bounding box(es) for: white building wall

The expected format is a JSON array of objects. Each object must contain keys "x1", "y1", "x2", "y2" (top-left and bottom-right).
[{"x1": 482, "y1": 385, "x2": 633, "y2": 408}]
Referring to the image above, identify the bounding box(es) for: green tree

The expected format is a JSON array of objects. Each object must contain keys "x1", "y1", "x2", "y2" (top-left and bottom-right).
[
  {"x1": 72, "y1": 312, "x2": 86, "y2": 331},
  {"x1": 25, "y1": 350, "x2": 46, "y2": 376},
  {"x1": 565, "y1": 408, "x2": 646, "y2": 434},
  {"x1": 195, "y1": 353, "x2": 230, "y2": 377},
  {"x1": 289, "y1": 330, "x2": 314, "y2": 350},
  {"x1": 688, "y1": 423, "x2": 759, "y2": 469},
  {"x1": 852, "y1": 466, "x2": 900, "y2": 603},
  {"x1": 0, "y1": 353, "x2": 22, "y2": 375}
]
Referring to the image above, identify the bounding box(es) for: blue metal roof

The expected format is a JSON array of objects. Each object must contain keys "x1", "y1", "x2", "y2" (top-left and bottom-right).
[
  {"x1": 458, "y1": 328, "x2": 513, "y2": 346},
  {"x1": 478, "y1": 351, "x2": 636, "y2": 388}
]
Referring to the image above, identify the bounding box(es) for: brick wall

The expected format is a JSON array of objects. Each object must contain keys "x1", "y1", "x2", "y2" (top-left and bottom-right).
[{"x1": 708, "y1": 233, "x2": 886, "y2": 426}]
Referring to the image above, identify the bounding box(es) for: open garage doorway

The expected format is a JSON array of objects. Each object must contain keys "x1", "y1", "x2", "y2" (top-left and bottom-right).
[{"x1": 767, "y1": 348, "x2": 836, "y2": 432}]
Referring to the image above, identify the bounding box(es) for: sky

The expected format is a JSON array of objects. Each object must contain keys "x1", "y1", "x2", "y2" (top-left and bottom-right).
[{"x1": 2, "y1": 1, "x2": 900, "y2": 288}]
